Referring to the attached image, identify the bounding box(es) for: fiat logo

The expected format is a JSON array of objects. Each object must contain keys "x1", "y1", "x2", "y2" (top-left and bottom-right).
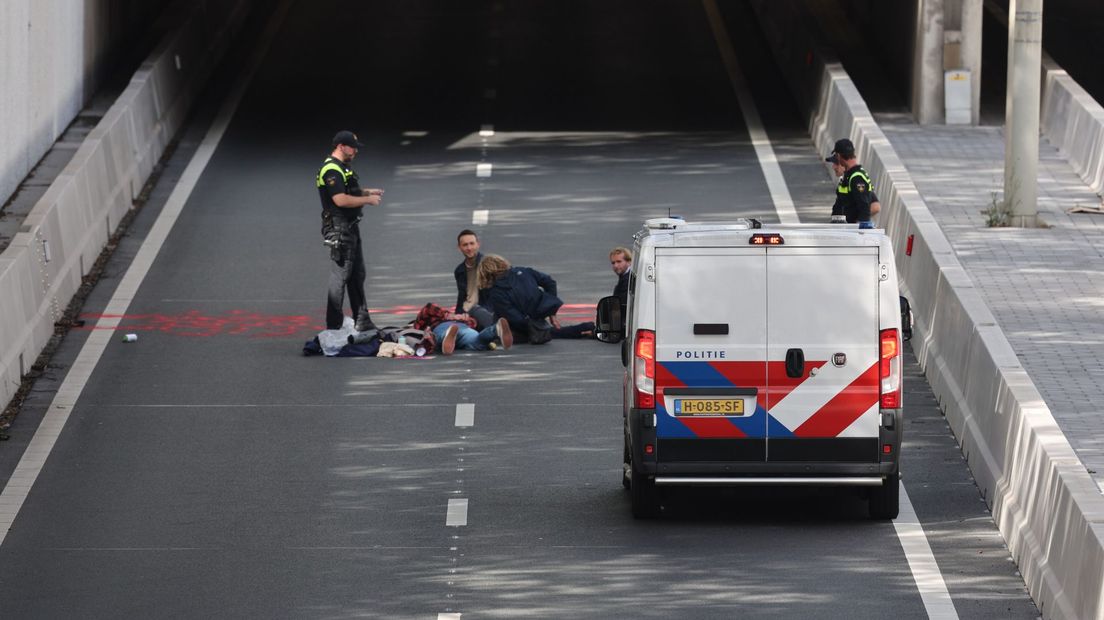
[{"x1": 833, "y1": 352, "x2": 847, "y2": 367}]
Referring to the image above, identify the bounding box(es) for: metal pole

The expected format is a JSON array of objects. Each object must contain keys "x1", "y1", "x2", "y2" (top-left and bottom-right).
[{"x1": 1004, "y1": 0, "x2": 1043, "y2": 226}]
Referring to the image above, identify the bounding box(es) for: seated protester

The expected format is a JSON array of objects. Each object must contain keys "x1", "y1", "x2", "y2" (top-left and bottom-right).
[
  {"x1": 454, "y1": 229, "x2": 495, "y2": 330},
  {"x1": 476, "y1": 254, "x2": 595, "y2": 342},
  {"x1": 411, "y1": 302, "x2": 512, "y2": 355}
]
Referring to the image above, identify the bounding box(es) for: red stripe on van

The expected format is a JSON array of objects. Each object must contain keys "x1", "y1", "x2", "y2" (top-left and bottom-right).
[
  {"x1": 765, "y1": 360, "x2": 827, "y2": 409},
  {"x1": 707, "y1": 361, "x2": 766, "y2": 411},
  {"x1": 679, "y1": 417, "x2": 747, "y2": 438},
  {"x1": 655, "y1": 363, "x2": 686, "y2": 398},
  {"x1": 793, "y1": 364, "x2": 880, "y2": 437}
]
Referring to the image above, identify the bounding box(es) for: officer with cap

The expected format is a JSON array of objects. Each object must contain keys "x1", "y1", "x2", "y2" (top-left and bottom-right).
[
  {"x1": 826, "y1": 138, "x2": 880, "y2": 228},
  {"x1": 317, "y1": 130, "x2": 385, "y2": 331}
]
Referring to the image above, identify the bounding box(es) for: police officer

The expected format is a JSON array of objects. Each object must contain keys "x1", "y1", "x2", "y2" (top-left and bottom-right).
[
  {"x1": 317, "y1": 130, "x2": 385, "y2": 331},
  {"x1": 827, "y1": 138, "x2": 880, "y2": 228}
]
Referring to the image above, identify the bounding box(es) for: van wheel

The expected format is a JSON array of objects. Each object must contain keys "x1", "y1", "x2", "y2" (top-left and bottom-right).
[
  {"x1": 868, "y1": 472, "x2": 900, "y2": 520},
  {"x1": 630, "y1": 467, "x2": 661, "y2": 519}
]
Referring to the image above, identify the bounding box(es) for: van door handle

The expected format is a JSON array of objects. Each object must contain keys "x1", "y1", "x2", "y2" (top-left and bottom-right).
[{"x1": 785, "y1": 348, "x2": 805, "y2": 378}]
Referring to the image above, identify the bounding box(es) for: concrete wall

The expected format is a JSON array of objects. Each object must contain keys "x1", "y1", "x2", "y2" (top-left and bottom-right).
[
  {"x1": 0, "y1": 0, "x2": 165, "y2": 207},
  {"x1": 0, "y1": 0, "x2": 252, "y2": 413},
  {"x1": 1041, "y1": 58, "x2": 1104, "y2": 195},
  {"x1": 750, "y1": 2, "x2": 1104, "y2": 618}
]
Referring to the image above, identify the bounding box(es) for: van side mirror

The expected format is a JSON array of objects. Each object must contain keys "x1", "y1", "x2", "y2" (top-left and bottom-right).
[
  {"x1": 900, "y1": 296, "x2": 913, "y2": 342},
  {"x1": 595, "y1": 295, "x2": 624, "y2": 344}
]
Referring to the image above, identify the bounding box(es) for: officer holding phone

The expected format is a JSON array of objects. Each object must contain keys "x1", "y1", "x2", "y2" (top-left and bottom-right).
[
  {"x1": 316, "y1": 130, "x2": 385, "y2": 331},
  {"x1": 826, "y1": 138, "x2": 881, "y2": 228}
]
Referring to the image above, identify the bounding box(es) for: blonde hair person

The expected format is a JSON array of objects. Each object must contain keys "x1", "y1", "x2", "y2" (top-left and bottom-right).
[
  {"x1": 478, "y1": 254, "x2": 595, "y2": 342},
  {"x1": 609, "y1": 246, "x2": 632, "y2": 263},
  {"x1": 477, "y1": 254, "x2": 511, "y2": 290}
]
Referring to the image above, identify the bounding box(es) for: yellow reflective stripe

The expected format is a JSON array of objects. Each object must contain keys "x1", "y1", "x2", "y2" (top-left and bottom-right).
[
  {"x1": 839, "y1": 186, "x2": 850, "y2": 194},
  {"x1": 316, "y1": 161, "x2": 352, "y2": 187},
  {"x1": 847, "y1": 170, "x2": 871, "y2": 185}
]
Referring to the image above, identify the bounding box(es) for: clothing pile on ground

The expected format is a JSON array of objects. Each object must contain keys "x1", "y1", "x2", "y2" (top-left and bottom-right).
[{"x1": 302, "y1": 316, "x2": 435, "y2": 358}]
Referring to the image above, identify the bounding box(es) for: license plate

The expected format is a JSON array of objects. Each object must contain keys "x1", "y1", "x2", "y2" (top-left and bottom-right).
[{"x1": 674, "y1": 398, "x2": 744, "y2": 416}]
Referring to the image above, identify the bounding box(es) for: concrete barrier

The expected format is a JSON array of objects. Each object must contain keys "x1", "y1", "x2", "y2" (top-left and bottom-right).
[
  {"x1": 0, "y1": 1, "x2": 251, "y2": 410},
  {"x1": 750, "y1": 2, "x2": 1104, "y2": 618},
  {"x1": 1041, "y1": 58, "x2": 1104, "y2": 196},
  {"x1": 0, "y1": 1, "x2": 165, "y2": 206}
]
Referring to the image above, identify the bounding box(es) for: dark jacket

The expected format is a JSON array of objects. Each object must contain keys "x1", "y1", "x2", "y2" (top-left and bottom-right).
[
  {"x1": 613, "y1": 270, "x2": 630, "y2": 306},
  {"x1": 487, "y1": 266, "x2": 563, "y2": 330},
  {"x1": 454, "y1": 253, "x2": 484, "y2": 313}
]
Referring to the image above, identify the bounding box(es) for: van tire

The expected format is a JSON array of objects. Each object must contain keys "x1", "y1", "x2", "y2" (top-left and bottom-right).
[
  {"x1": 630, "y1": 467, "x2": 661, "y2": 519},
  {"x1": 868, "y1": 472, "x2": 900, "y2": 520}
]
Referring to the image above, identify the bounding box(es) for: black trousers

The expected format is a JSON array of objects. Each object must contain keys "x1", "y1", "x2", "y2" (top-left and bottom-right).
[{"x1": 325, "y1": 219, "x2": 372, "y2": 330}]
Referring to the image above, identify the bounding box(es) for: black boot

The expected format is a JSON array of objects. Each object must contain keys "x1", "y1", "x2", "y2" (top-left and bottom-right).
[{"x1": 354, "y1": 311, "x2": 377, "y2": 333}]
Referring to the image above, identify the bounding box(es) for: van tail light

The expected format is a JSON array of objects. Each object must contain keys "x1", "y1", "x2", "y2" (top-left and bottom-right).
[
  {"x1": 634, "y1": 330, "x2": 656, "y2": 409},
  {"x1": 880, "y1": 328, "x2": 901, "y2": 409}
]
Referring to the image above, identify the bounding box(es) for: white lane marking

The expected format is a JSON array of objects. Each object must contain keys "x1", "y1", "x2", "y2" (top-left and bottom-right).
[
  {"x1": 704, "y1": 3, "x2": 955, "y2": 612},
  {"x1": 438, "y1": 614, "x2": 462, "y2": 620},
  {"x1": 701, "y1": 0, "x2": 799, "y2": 224},
  {"x1": 476, "y1": 163, "x2": 493, "y2": 178},
  {"x1": 471, "y1": 210, "x2": 489, "y2": 226},
  {"x1": 0, "y1": 0, "x2": 295, "y2": 546},
  {"x1": 896, "y1": 485, "x2": 961, "y2": 619},
  {"x1": 455, "y1": 403, "x2": 475, "y2": 427},
  {"x1": 479, "y1": 124, "x2": 495, "y2": 137},
  {"x1": 446, "y1": 499, "x2": 469, "y2": 527}
]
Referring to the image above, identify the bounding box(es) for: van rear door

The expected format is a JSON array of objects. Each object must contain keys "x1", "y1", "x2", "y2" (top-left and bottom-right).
[
  {"x1": 765, "y1": 247, "x2": 880, "y2": 462},
  {"x1": 654, "y1": 248, "x2": 767, "y2": 462}
]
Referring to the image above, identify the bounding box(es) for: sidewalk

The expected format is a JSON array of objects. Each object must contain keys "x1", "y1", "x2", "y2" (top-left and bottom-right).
[{"x1": 880, "y1": 114, "x2": 1104, "y2": 489}]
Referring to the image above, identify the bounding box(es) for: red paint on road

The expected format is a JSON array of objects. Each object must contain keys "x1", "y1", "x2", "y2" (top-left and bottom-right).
[{"x1": 75, "y1": 301, "x2": 596, "y2": 338}]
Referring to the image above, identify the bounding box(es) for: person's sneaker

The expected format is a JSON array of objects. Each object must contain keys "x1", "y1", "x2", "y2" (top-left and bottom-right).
[
  {"x1": 442, "y1": 324, "x2": 459, "y2": 355},
  {"x1": 495, "y1": 318, "x2": 513, "y2": 350}
]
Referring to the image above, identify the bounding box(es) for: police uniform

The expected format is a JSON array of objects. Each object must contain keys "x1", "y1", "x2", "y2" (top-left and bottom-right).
[
  {"x1": 834, "y1": 165, "x2": 876, "y2": 224},
  {"x1": 318, "y1": 132, "x2": 375, "y2": 331},
  {"x1": 827, "y1": 138, "x2": 876, "y2": 227}
]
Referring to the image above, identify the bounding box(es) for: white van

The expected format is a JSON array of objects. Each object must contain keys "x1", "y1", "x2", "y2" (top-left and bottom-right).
[{"x1": 596, "y1": 218, "x2": 909, "y2": 519}]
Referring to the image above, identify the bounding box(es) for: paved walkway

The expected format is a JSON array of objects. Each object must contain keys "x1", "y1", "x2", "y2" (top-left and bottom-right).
[{"x1": 880, "y1": 113, "x2": 1104, "y2": 489}]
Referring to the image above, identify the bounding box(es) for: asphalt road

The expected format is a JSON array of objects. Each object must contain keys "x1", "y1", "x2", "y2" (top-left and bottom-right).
[{"x1": 0, "y1": 1, "x2": 1038, "y2": 617}]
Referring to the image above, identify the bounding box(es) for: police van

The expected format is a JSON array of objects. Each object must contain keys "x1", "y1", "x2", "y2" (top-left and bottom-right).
[{"x1": 596, "y1": 218, "x2": 909, "y2": 519}]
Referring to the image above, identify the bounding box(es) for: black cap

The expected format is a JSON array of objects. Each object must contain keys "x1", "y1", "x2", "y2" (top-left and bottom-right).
[
  {"x1": 825, "y1": 138, "x2": 855, "y2": 162},
  {"x1": 333, "y1": 130, "x2": 364, "y2": 148}
]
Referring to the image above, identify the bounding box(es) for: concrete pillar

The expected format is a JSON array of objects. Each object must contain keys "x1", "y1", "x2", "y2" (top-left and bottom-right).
[
  {"x1": 960, "y1": 0, "x2": 983, "y2": 125},
  {"x1": 1003, "y1": 0, "x2": 1043, "y2": 226},
  {"x1": 912, "y1": 0, "x2": 945, "y2": 125}
]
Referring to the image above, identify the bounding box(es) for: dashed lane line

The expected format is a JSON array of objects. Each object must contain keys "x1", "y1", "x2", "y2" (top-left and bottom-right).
[
  {"x1": 701, "y1": 0, "x2": 799, "y2": 224},
  {"x1": 455, "y1": 403, "x2": 475, "y2": 427},
  {"x1": 476, "y1": 163, "x2": 493, "y2": 178},
  {"x1": 446, "y1": 499, "x2": 469, "y2": 527},
  {"x1": 471, "y1": 210, "x2": 489, "y2": 226},
  {"x1": 0, "y1": 0, "x2": 295, "y2": 547}
]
